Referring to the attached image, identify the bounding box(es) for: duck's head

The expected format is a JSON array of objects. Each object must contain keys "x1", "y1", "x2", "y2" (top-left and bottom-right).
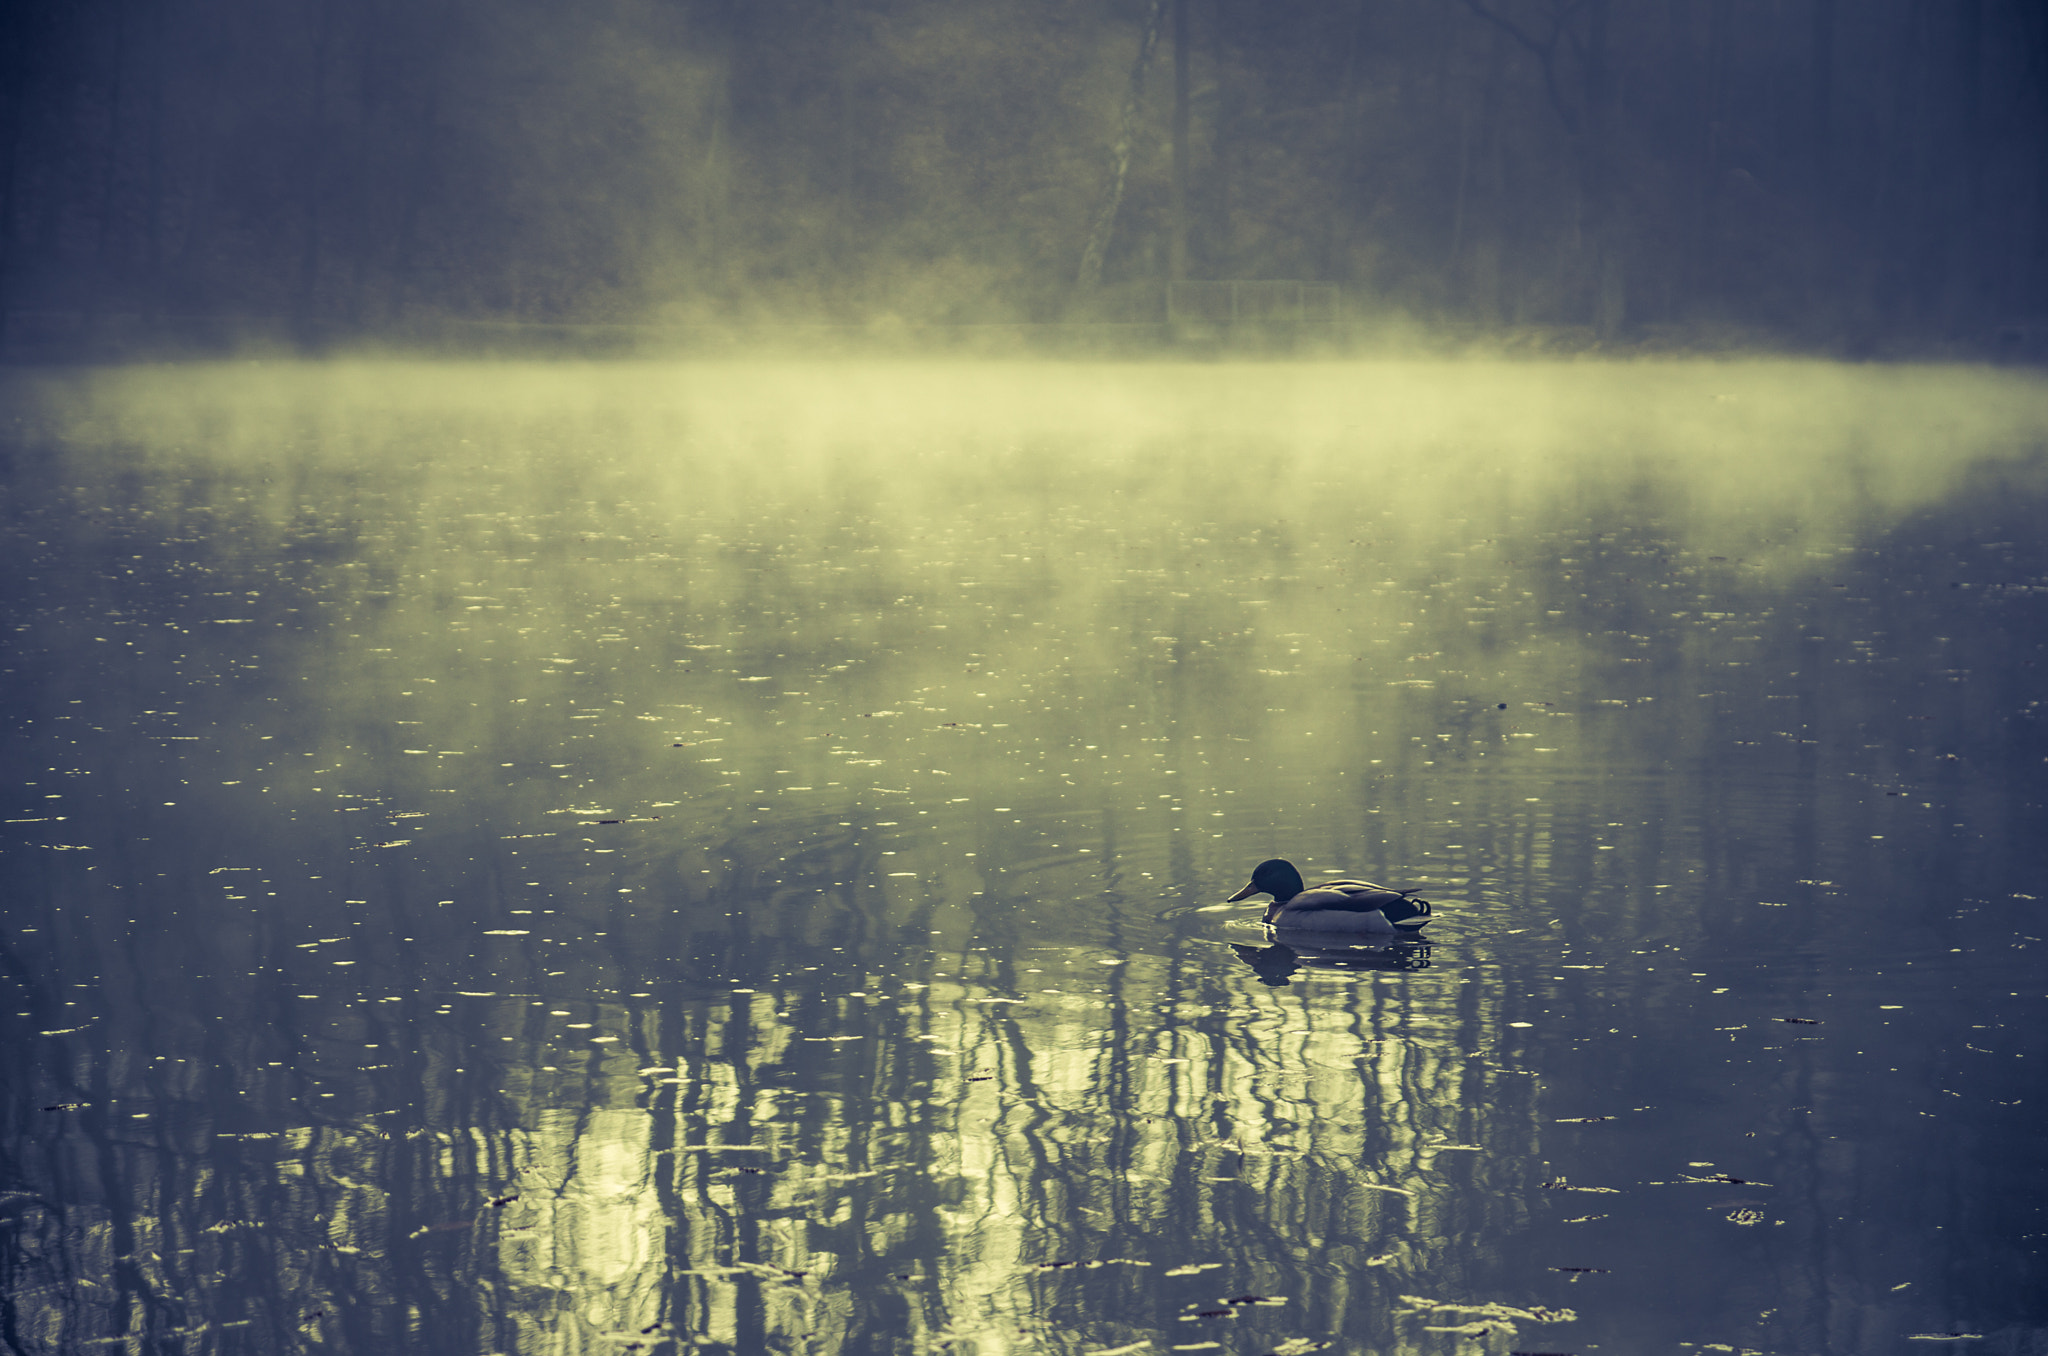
[{"x1": 1226, "y1": 858, "x2": 1307, "y2": 904}]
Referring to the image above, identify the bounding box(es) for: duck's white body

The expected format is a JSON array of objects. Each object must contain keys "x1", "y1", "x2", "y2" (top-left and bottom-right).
[{"x1": 1228, "y1": 859, "x2": 1432, "y2": 934}]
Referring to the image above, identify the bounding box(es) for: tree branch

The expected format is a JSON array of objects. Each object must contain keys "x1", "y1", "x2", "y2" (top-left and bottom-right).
[
  {"x1": 1462, "y1": 0, "x2": 1548, "y2": 60},
  {"x1": 1461, "y1": 0, "x2": 1582, "y2": 135}
]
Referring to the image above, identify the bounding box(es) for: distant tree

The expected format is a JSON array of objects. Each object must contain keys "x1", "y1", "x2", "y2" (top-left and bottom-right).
[
  {"x1": 2, "y1": 0, "x2": 2044, "y2": 346},
  {"x1": 1460, "y1": 0, "x2": 1625, "y2": 338},
  {"x1": 1074, "y1": 0, "x2": 1167, "y2": 307}
]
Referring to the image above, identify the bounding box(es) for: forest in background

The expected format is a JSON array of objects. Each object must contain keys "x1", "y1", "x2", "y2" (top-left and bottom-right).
[{"x1": 3, "y1": 0, "x2": 2045, "y2": 352}]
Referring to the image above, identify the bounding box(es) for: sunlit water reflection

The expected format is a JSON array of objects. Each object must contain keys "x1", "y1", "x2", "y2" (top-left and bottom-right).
[{"x1": 3, "y1": 360, "x2": 2045, "y2": 1355}]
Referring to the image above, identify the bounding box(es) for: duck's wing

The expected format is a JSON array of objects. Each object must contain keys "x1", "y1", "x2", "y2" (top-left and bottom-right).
[
  {"x1": 1315, "y1": 878, "x2": 1419, "y2": 897},
  {"x1": 1314, "y1": 880, "x2": 1432, "y2": 926},
  {"x1": 1283, "y1": 884, "x2": 1400, "y2": 913}
]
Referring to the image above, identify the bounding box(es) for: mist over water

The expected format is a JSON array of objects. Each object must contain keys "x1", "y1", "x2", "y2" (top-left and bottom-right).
[
  {"x1": 4, "y1": 358, "x2": 2047, "y2": 1355},
  {"x1": 7, "y1": 0, "x2": 2045, "y2": 353}
]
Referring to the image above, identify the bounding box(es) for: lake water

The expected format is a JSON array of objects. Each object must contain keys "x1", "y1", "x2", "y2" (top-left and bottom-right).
[{"x1": 3, "y1": 359, "x2": 2045, "y2": 1356}]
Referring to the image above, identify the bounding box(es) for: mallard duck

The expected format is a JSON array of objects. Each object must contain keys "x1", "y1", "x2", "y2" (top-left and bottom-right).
[{"x1": 1226, "y1": 858, "x2": 1431, "y2": 934}]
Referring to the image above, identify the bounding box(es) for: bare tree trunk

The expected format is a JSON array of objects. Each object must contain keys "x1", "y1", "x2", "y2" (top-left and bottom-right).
[
  {"x1": 1319, "y1": 0, "x2": 1370, "y2": 282},
  {"x1": 1867, "y1": 0, "x2": 1924, "y2": 330},
  {"x1": 32, "y1": 69, "x2": 69, "y2": 258},
  {"x1": 830, "y1": 0, "x2": 854, "y2": 297},
  {"x1": 386, "y1": 2, "x2": 453, "y2": 324},
  {"x1": 1209, "y1": 0, "x2": 1238, "y2": 274},
  {"x1": 1448, "y1": 84, "x2": 1473, "y2": 272},
  {"x1": 1800, "y1": 0, "x2": 1839, "y2": 337},
  {"x1": 1583, "y1": 0, "x2": 1624, "y2": 340},
  {"x1": 0, "y1": 22, "x2": 25, "y2": 344},
  {"x1": 699, "y1": 71, "x2": 730, "y2": 306},
  {"x1": 1700, "y1": 0, "x2": 1731, "y2": 315},
  {"x1": 1169, "y1": 0, "x2": 1188, "y2": 284},
  {"x1": 95, "y1": 1, "x2": 129, "y2": 271},
  {"x1": 296, "y1": 0, "x2": 335, "y2": 332},
  {"x1": 169, "y1": 36, "x2": 238, "y2": 312},
  {"x1": 1073, "y1": 0, "x2": 1166, "y2": 305},
  {"x1": 1808, "y1": 0, "x2": 1834, "y2": 193},
  {"x1": 143, "y1": 0, "x2": 163, "y2": 316},
  {"x1": 693, "y1": 0, "x2": 737, "y2": 311},
  {"x1": 1945, "y1": 0, "x2": 1983, "y2": 329},
  {"x1": 2028, "y1": 1, "x2": 2048, "y2": 316},
  {"x1": 346, "y1": 0, "x2": 384, "y2": 328},
  {"x1": 1466, "y1": 22, "x2": 1507, "y2": 322}
]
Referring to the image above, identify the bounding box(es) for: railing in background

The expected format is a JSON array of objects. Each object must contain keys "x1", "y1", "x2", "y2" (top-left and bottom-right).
[{"x1": 1167, "y1": 280, "x2": 1342, "y2": 328}]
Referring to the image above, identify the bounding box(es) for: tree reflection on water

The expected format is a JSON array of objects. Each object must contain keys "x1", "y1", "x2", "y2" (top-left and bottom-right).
[{"x1": 4, "y1": 900, "x2": 1528, "y2": 1354}]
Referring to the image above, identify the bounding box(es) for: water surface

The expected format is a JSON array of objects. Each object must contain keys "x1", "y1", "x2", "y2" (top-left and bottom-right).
[{"x1": 4, "y1": 360, "x2": 2045, "y2": 1355}]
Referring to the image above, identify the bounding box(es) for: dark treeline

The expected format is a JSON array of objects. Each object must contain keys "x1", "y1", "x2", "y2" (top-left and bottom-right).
[{"x1": 3, "y1": 0, "x2": 2045, "y2": 348}]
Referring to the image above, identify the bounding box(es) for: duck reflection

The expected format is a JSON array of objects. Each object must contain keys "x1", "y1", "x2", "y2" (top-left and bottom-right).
[{"x1": 1229, "y1": 936, "x2": 1433, "y2": 985}]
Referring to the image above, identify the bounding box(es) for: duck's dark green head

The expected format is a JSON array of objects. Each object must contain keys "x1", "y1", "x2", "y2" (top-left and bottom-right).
[{"x1": 1226, "y1": 858, "x2": 1307, "y2": 903}]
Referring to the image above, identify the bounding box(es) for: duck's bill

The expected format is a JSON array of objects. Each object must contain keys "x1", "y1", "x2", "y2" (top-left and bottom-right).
[{"x1": 1226, "y1": 882, "x2": 1258, "y2": 902}]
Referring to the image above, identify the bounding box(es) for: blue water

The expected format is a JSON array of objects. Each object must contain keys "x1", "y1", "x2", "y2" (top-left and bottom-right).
[{"x1": 3, "y1": 360, "x2": 2045, "y2": 1355}]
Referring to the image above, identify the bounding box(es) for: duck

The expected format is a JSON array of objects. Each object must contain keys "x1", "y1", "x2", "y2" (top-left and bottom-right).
[{"x1": 1226, "y1": 858, "x2": 1432, "y2": 935}]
